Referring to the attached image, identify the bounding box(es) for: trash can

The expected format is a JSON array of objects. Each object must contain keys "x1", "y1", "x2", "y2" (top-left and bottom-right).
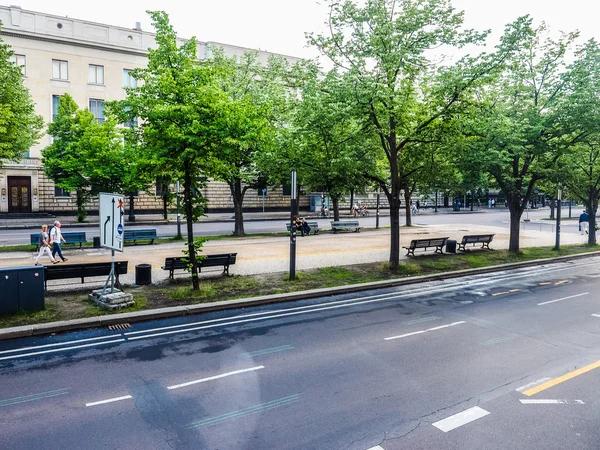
[
  {"x1": 135, "y1": 264, "x2": 152, "y2": 285},
  {"x1": 93, "y1": 236, "x2": 101, "y2": 248},
  {"x1": 446, "y1": 239, "x2": 457, "y2": 254}
]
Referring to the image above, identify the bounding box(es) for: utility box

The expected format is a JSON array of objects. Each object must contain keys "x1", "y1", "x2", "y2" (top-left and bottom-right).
[{"x1": 0, "y1": 267, "x2": 45, "y2": 313}]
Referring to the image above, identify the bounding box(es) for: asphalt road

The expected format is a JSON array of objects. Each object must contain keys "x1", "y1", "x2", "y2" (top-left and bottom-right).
[
  {"x1": 2, "y1": 257, "x2": 600, "y2": 449},
  {"x1": 0, "y1": 207, "x2": 585, "y2": 245}
]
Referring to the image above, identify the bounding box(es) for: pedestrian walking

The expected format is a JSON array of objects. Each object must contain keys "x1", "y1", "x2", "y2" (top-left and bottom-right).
[
  {"x1": 35, "y1": 225, "x2": 59, "y2": 265},
  {"x1": 50, "y1": 220, "x2": 68, "y2": 262},
  {"x1": 579, "y1": 210, "x2": 589, "y2": 235}
]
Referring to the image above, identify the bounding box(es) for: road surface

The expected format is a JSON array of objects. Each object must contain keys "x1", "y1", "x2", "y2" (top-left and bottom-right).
[{"x1": 1, "y1": 257, "x2": 600, "y2": 449}]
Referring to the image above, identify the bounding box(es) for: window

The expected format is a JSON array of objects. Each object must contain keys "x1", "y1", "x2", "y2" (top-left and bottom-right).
[
  {"x1": 52, "y1": 59, "x2": 68, "y2": 80},
  {"x1": 10, "y1": 54, "x2": 26, "y2": 75},
  {"x1": 88, "y1": 64, "x2": 104, "y2": 84},
  {"x1": 52, "y1": 95, "x2": 61, "y2": 121},
  {"x1": 89, "y1": 99, "x2": 105, "y2": 124},
  {"x1": 122, "y1": 107, "x2": 137, "y2": 129},
  {"x1": 123, "y1": 69, "x2": 137, "y2": 88},
  {"x1": 55, "y1": 186, "x2": 70, "y2": 197}
]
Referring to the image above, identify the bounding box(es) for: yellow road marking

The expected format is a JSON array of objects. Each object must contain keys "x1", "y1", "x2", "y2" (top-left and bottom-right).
[
  {"x1": 509, "y1": 289, "x2": 521, "y2": 293},
  {"x1": 523, "y1": 360, "x2": 600, "y2": 397},
  {"x1": 555, "y1": 280, "x2": 568, "y2": 285},
  {"x1": 492, "y1": 292, "x2": 508, "y2": 296},
  {"x1": 539, "y1": 282, "x2": 552, "y2": 286}
]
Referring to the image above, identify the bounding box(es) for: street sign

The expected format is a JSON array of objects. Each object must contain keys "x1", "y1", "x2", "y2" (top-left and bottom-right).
[{"x1": 99, "y1": 193, "x2": 125, "y2": 252}]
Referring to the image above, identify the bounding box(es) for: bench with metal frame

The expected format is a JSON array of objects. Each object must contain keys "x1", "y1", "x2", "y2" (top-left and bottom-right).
[
  {"x1": 30, "y1": 231, "x2": 87, "y2": 250},
  {"x1": 161, "y1": 253, "x2": 238, "y2": 279},
  {"x1": 123, "y1": 229, "x2": 157, "y2": 244},
  {"x1": 286, "y1": 222, "x2": 320, "y2": 236},
  {"x1": 458, "y1": 234, "x2": 495, "y2": 251},
  {"x1": 403, "y1": 237, "x2": 449, "y2": 256},
  {"x1": 43, "y1": 261, "x2": 128, "y2": 292},
  {"x1": 330, "y1": 220, "x2": 361, "y2": 233}
]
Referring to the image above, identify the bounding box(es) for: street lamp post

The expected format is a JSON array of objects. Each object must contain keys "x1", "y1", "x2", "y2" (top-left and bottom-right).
[
  {"x1": 289, "y1": 170, "x2": 297, "y2": 280},
  {"x1": 555, "y1": 187, "x2": 562, "y2": 250},
  {"x1": 435, "y1": 190, "x2": 438, "y2": 213},
  {"x1": 175, "y1": 181, "x2": 182, "y2": 240},
  {"x1": 376, "y1": 187, "x2": 380, "y2": 229}
]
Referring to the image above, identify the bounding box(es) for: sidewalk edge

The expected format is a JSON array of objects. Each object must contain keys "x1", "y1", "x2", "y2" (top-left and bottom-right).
[{"x1": 2, "y1": 250, "x2": 599, "y2": 340}]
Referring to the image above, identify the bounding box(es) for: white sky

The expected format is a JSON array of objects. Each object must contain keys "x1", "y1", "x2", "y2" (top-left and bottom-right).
[{"x1": 5, "y1": 0, "x2": 600, "y2": 60}]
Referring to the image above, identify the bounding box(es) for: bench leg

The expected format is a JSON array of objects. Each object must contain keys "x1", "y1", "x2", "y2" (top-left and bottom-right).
[
  {"x1": 169, "y1": 270, "x2": 174, "y2": 279},
  {"x1": 406, "y1": 249, "x2": 414, "y2": 256}
]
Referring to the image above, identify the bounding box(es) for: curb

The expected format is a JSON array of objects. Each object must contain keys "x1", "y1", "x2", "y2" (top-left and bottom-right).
[{"x1": 2, "y1": 250, "x2": 599, "y2": 341}]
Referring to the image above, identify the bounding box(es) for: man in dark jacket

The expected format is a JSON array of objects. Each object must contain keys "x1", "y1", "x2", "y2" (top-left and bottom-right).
[{"x1": 579, "y1": 210, "x2": 589, "y2": 235}]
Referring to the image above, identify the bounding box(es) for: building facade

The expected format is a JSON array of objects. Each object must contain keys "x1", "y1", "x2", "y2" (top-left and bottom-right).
[{"x1": 0, "y1": 5, "x2": 307, "y2": 214}]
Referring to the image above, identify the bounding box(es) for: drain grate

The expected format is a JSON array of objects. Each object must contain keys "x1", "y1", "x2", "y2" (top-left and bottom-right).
[{"x1": 108, "y1": 323, "x2": 131, "y2": 331}]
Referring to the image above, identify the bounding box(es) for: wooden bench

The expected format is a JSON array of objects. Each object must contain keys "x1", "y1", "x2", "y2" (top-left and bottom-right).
[
  {"x1": 123, "y1": 229, "x2": 157, "y2": 244},
  {"x1": 330, "y1": 220, "x2": 361, "y2": 233},
  {"x1": 286, "y1": 222, "x2": 320, "y2": 236},
  {"x1": 162, "y1": 253, "x2": 238, "y2": 279},
  {"x1": 403, "y1": 237, "x2": 449, "y2": 256},
  {"x1": 43, "y1": 261, "x2": 128, "y2": 292},
  {"x1": 458, "y1": 234, "x2": 495, "y2": 251},
  {"x1": 30, "y1": 231, "x2": 87, "y2": 250}
]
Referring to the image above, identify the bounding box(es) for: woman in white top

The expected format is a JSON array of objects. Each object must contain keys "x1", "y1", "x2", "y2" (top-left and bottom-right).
[{"x1": 35, "y1": 224, "x2": 59, "y2": 265}]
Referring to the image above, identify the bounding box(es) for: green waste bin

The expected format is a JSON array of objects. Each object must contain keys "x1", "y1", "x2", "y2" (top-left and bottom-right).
[{"x1": 446, "y1": 239, "x2": 457, "y2": 254}]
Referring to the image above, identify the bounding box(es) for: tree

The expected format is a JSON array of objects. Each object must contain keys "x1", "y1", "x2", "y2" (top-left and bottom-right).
[
  {"x1": 118, "y1": 11, "x2": 226, "y2": 290},
  {"x1": 43, "y1": 94, "x2": 94, "y2": 222},
  {"x1": 210, "y1": 50, "x2": 285, "y2": 236},
  {"x1": 282, "y1": 66, "x2": 374, "y2": 221},
  {"x1": 464, "y1": 19, "x2": 582, "y2": 252},
  {"x1": 309, "y1": 0, "x2": 501, "y2": 269},
  {"x1": 0, "y1": 23, "x2": 43, "y2": 161}
]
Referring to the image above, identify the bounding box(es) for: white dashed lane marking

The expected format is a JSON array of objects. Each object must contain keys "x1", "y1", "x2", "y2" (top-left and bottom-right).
[
  {"x1": 167, "y1": 366, "x2": 265, "y2": 390},
  {"x1": 537, "y1": 292, "x2": 589, "y2": 306},
  {"x1": 515, "y1": 377, "x2": 551, "y2": 392},
  {"x1": 385, "y1": 321, "x2": 466, "y2": 341},
  {"x1": 432, "y1": 406, "x2": 490, "y2": 433},
  {"x1": 85, "y1": 395, "x2": 132, "y2": 407},
  {"x1": 519, "y1": 399, "x2": 585, "y2": 405}
]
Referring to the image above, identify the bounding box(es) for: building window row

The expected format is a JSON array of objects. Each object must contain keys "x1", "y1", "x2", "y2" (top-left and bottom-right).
[
  {"x1": 52, "y1": 95, "x2": 138, "y2": 128},
  {"x1": 10, "y1": 54, "x2": 26, "y2": 75}
]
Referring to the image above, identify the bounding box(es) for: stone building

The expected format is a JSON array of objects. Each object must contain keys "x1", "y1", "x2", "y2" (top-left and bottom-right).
[{"x1": 0, "y1": 4, "x2": 306, "y2": 215}]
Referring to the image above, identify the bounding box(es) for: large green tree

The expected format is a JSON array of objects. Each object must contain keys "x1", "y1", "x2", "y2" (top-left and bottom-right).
[
  {"x1": 0, "y1": 23, "x2": 43, "y2": 161},
  {"x1": 464, "y1": 19, "x2": 583, "y2": 252},
  {"x1": 118, "y1": 11, "x2": 226, "y2": 290},
  {"x1": 309, "y1": 0, "x2": 507, "y2": 269}
]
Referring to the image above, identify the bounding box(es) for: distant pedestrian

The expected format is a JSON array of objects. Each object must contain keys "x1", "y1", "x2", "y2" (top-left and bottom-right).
[
  {"x1": 416, "y1": 200, "x2": 420, "y2": 210},
  {"x1": 504, "y1": 200, "x2": 508, "y2": 209},
  {"x1": 50, "y1": 220, "x2": 68, "y2": 262},
  {"x1": 579, "y1": 210, "x2": 589, "y2": 235},
  {"x1": 35, "y1": 225, "x2": 58, "y2": 265}
]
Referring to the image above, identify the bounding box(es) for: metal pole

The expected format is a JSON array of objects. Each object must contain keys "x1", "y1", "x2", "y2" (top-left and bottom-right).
[
  {"x1": 290, "y1": 170, "x2": 297, "y2": 281},
  {"x1": 110, "y1": 249, "x2": 115, "y2": 293},
  {"x1": 376, "y1": 187, "x2": 381, "y2": 229},
  {"x1": 176, "y1": 180, "x2": 182, "y2": 239},
  {"x1": 470, "y1": 191, "x2": 473, "y2": 211},
  {"x1": 435, "y1": 190, "x2": 438, "y2": 213},
  {"x1": 262, "y1": 189, "x2": 265, "y2": 216},
  {"x1": 555, "y1": 188, "x2": 562, "y2": 250},
  {"x1": 569, "y1": 199, "x2": 572, "y2": 219},
  {"x1": 128, "y1": 194, "x2": 135, "y2": 222}
]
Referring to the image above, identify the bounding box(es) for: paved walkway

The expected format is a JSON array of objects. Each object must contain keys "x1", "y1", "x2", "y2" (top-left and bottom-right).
[{"x1": 0, "y1": 220, "x2": 587, "y2": 291}]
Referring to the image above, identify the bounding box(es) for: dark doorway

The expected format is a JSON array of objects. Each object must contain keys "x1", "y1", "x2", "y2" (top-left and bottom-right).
[{"x1": 8, "y1": 176, "x2": 32, "y2": 213}]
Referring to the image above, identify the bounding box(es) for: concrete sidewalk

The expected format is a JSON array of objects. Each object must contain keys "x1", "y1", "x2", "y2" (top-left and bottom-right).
[{"x1": 0, "y1": 220, "x2": 586, "y2": 291}]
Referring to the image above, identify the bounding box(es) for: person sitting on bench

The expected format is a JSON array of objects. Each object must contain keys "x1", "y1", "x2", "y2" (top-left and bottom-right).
[{"x1": 298, "y1": 217, "x2": 311, "y2": 236}]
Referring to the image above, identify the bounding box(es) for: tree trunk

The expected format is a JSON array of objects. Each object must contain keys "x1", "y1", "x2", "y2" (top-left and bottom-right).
[
  {"x1": 404, "y1": 189, "x2": 412, "y2": 227},
  {"x1": 586, "y1": 192, "x2": 598, "y2": 245},
  {"x1": 162, "y1": 192, "x2": 168, "y2": 220},
  {"x1": 508, "y1": 197, "x2": 524, "y2": 253},
  {"x1": 183, "y1": 161, "x2": 199, "y2": 290},
  {"x1": 549, "y1": 199, "x2": 555, "y2": 219},
  {"x1": 333, "y1": 197, "x2": 340, "y2": 221},
  {"x1": 389, "y1": 190, "x2": 401, "y2": 270},
  {"x1": 230, "y1": 179, "x2": 245, "y2": 237},
  {"x1": 349, "y1": 188, "x2": 354, "y2": 214},
  {"x1": 76, "y1": 191, "x2": 87, "y2": 223}
]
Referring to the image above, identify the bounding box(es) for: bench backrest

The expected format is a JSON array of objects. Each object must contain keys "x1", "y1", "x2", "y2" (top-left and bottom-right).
[
  {"x1": 30, "y1": 231, "x2": 87, "y2": 245},
  {"x1": 124, "y1": 229, "x2": 157, "y2": 238},
  {"x1": 409, "y1": 237, "x2": 448, "y2": 249},
  {"x1": 45, "y1": 261, "x2": 128, "y2": 279},
  {"x1": 286, "y1": 222, "x2": 319, "y2": 230},
  {"x1": 164, "y1": 253, "x2": 238, "y2": 269},
  {"x1": 461, "y1": 234, "x2": 494, "y2": 244},
  {"x1": 331, "y1": 221, "x2": 360, "y2": 227}
]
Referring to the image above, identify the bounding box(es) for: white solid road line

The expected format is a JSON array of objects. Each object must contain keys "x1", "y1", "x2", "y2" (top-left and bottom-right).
[
  {"x1": 0, "y1": 334, "x2": 122, "y2": 356},
  {"x1": 167, "y1": 366, "x2": 265, "y2": 390},
  {"x1": 366, "y1": 446, "x2": 385, "y2": 450},
  {"x1": 537, "y1": 292, "x2": 589, "y2": 306},
  {"x1": 591, "y1": 314, "x2": 600, "y2": 318},
  {"x1": 432, "y1": 406, "x2": 490, "y2": 432},
  {"x1": 515, "y1": 377, "x2": 551, "y2": 392},
  {"x1": 0, "y1": 339, "x2": 125, "y2": 362},
  {"x1": 519, "y1": 399, "x2": 585, "y2": 405},
  {"x1": 85, "y1": 395, "x2": 132, "y2": 407},
  {"x1": 385, "y1": 321, "x2": 466, "y2": 341}
]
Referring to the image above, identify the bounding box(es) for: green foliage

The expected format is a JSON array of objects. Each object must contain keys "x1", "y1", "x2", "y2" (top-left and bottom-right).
[
  {"x1": 0, "y1": 22, "x2": 43, "y2": 162},
  {"x1": 181, "y1": 237, "x2": 207, "y2": 276}
]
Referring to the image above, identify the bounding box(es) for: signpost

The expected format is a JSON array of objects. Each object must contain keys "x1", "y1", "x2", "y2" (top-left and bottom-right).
[
  {"x1": 289, "y1": 171, "x2": 297, "y2": 281},
  {"x1": 99, "y1": 193, "x2": 124, "y2": 294}
]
